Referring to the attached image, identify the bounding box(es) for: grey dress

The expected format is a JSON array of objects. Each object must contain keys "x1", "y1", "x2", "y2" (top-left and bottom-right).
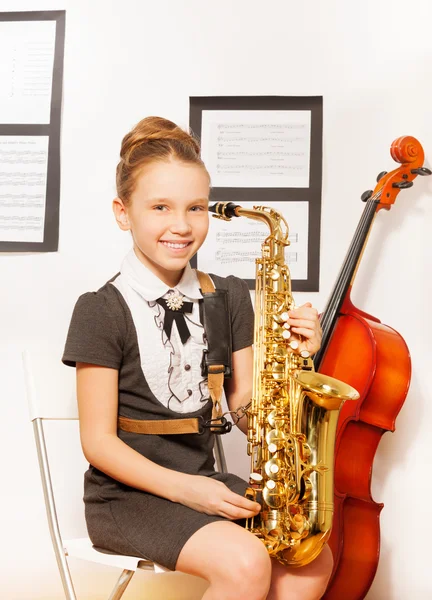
[{"x1": 62, "y1": 272, "x2": 254, "y2": 570}]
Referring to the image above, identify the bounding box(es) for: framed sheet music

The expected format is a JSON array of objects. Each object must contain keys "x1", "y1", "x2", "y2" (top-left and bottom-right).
[
  {"x1": 0, "y1": 10, "x2": 65, "y2": 252},
  {"x1": 190, "y1": 96, "x2": 323, "y2": 291}
]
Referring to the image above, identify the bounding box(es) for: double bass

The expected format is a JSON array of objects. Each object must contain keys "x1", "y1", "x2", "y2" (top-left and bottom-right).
[{"x1": 314, "y1": 136, "x2": 430, "y2": 599}]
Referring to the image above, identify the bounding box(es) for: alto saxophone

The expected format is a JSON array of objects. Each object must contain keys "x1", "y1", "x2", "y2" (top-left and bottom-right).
[{"x1": 210, "y1": 201, "x2": 359, "y2": 568}]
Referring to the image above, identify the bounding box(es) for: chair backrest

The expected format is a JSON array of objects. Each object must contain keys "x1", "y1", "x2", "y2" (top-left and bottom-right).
[{"x1": 23, "y1": 350, "x2": 78, "y2": 421}]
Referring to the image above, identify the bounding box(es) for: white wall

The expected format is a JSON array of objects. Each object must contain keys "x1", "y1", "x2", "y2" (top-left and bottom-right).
[{"x1": 1, "y1": 0, "x2": 432, "y2": 598}]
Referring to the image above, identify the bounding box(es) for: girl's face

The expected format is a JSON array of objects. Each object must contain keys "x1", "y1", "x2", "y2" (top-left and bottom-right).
[{"x1": 114, "y1": 159, "x2": 210, "y2": 286}]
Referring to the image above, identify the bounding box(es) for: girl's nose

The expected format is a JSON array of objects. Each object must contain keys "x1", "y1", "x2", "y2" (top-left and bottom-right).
[{"x1": 170, "y1": 213, "x2": 192, "y2": 235}]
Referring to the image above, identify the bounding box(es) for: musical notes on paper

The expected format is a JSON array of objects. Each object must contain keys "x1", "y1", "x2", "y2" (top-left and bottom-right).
[
  {"x1": 198, "y1": 201, "x2": 309, "y2": 280},
  {"x1": 200, "y1": 111, "x2": 311, "y2": 188},
  {"x1": 0, "y1": 136, "x2": 48, "y2": 242},
  {"x1": 215, "y1": 248, "x2": 298, "y2": 265},
  {"x1": 0, "y1": 20, "x2": 56, "y2": 124}
]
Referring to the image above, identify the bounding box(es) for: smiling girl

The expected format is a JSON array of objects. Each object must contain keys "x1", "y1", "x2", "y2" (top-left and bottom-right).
[{"x1": 62, "y1": 117, "x2": 332, "y2": 600}]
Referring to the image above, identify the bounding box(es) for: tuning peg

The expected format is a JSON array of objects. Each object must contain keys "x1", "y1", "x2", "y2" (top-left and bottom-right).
[
  {"x1": 361, "y1": 190, "x2": 373, "y2": 202},
  {"x1": 411, "y1": 167, "x2": 432, "y2": 176},
  {"x1": 392, "y1": 181, "x2": 414, "y2": 189},
  {"x1": 376, "y1": 171, "x2": 388, "y2": 182}
]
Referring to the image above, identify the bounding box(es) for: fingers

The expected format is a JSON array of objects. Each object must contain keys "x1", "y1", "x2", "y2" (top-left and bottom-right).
[
  {"x1": 290, "y1": 326, "x2": 319, "y2": 338},
  {"x1": 223, "y1": 491, "x2": 261, "y2": 520},
  {"x1": 285, "y1": 306, "x2": 321, "y2": 337},
  {"x1": 288, "y1": 307, "x2": 319, "y2": 320},
  {"x1": 222, "y1": 500, "x2": 261, "y2": 520},
  {"x1": 282, "y1": 303, "x2": 322, "y2": 355},
  {"x1": 232, "y1": 493, "x2": 261, "y2": 512}
]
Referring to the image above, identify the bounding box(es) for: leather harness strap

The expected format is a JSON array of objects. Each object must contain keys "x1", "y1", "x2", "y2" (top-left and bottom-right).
[
  {"x1": 118, "y1": 415, "x2": 200, "y2": 435},
  {"x1": 195, "y1": 271, "x2": 226, "y2": 430},
  {"x1": 117, "y1": 271, "x2": 226, "y2": 436},
  {"x1": 195, "y1": 270, "x2": 214, "y2": 294}
]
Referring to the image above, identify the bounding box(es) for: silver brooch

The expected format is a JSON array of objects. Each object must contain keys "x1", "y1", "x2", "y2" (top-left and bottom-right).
[{"x1": 165, "y1": 290, "x2": 184, "y2": 311}]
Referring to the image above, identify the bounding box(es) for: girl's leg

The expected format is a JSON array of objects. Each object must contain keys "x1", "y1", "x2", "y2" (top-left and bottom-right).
[
  {"x1": 176, "y1": 520, "x2": 272, "y2": 600},
  {"x1": 267, "y1": 544, "x2": 334, "y2": 600}
]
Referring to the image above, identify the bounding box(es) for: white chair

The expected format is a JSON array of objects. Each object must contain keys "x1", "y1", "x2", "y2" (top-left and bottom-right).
[{"x1": 23, "y1": 349, "x2": 227, "y2": 600}]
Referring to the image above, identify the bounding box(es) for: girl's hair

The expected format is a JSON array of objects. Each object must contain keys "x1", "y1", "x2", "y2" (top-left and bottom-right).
[{"x1": 116, "y1": 116, "x2": 207, "y2": 204}]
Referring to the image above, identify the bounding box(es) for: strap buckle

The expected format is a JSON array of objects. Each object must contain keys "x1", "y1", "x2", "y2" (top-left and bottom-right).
[{"x1": 198, "y1": 415, "x2": 233, "y2": 435}]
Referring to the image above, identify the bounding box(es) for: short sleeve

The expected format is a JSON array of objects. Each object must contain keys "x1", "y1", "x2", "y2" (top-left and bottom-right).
[
  {"x1": 227, "y1": 276, "x2": 254, "y2": 352},
  {"x1": 62, "y1": 290, "x2": 124, "y2": 369}
]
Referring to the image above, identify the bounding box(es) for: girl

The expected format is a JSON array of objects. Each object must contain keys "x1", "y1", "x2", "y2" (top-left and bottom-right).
[{"x1": 63, "y1": 116, "x2": 332, "y2": 600}]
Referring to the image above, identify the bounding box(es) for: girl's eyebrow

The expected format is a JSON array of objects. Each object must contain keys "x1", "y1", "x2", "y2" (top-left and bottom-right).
[{"x1": 146, "y1": 197, "x2": 209, "y2": 204}]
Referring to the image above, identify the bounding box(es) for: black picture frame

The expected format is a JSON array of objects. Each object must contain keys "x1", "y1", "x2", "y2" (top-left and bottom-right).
[
  {"x1": 0, "y1": 10, "x2": 65, "y2": 252},
  {"x1": 189, "y1": 96, "x2": 323, "y2": 292}
]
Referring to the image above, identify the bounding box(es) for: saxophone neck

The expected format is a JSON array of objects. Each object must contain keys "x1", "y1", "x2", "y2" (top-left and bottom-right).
[
  {"x1": 236, "y1": 206, "x2": 289, "y2": 248},
  {"x1": 209, "y1": 202, "x2": 289, "y2": 262}
]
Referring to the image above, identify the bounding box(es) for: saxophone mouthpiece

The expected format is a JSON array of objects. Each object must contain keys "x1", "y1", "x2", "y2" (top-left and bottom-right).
[{"x1": 208, "y1": 202, "x2": 241, "y2": 220}]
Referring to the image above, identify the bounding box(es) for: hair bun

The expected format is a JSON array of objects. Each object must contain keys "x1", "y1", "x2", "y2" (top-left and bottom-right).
[
  {"x1": 116, "y1": 115, "x2": 207, "y2": 203},
  {"x1": 120, "y1": 116, "x2": 200, "y2": 165}
]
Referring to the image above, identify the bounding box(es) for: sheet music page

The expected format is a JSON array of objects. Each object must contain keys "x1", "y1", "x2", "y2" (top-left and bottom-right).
[
  {"x1": 0, "y1": 136, "x2": 48, "y2": 242},
  {"x1": 198, "y1": 201, "x2": 309, "y2": 280},
  {"x1": 200, "y1": 110, "x2": 311, "y2": 188},
  {"x1": 0, "y1": 20, "x2": 56, "y2": 124}
]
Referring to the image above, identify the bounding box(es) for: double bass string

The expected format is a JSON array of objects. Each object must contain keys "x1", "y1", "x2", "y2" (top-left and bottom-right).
[
  {"x1": 319, "y1": 198, "x2": 371, "y2": 333},
  {"x1": 320, "y1": 194, "x2": 379, "y2": 333},
  {"x1": 316, "y1": 193, "x2": 381, "y2": 367},
  {"x1": 323, "y1": 193, "x2": 380, "y2": 330}
]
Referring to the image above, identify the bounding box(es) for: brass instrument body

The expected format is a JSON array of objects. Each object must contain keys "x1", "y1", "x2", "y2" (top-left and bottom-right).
[{"x1": 211, "y1": 202, "x2": 359, "y2": 567}]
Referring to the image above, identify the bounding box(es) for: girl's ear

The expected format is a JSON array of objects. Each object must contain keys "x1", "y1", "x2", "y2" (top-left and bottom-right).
[{"x1": 113, "y1": 197, "x2": 130, "y2": 231}]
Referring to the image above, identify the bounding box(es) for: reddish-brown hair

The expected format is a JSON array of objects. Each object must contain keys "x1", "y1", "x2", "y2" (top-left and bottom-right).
[{"x1": 116, "y1": 116, "x2": 207, "y2": 204}]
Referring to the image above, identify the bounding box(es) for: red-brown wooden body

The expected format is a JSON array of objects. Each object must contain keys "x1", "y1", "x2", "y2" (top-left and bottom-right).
[
  {"x1": 321, "y1": 294, "x2": 411, "y2": 599},
  {"x1": 313, "y1": 136, "x2": 427, "y2": 599}
]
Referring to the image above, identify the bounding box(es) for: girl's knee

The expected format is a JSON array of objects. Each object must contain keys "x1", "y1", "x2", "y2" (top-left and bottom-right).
[
  {"x1": 217, "y1": 535, "x2": 272, "y2": 599},
  {"x1": 268, "y1": 545, "x2": 334, "y2": 600},
  {"x1": 176, "y1": 522, "x2": 272, "y2": 598},
  {"x1": 313, "y1": 544, "x2": 333, "y2": 584},
  {"x1": 300, "y1": 545, "x2": 334, "y2": 600},
  {"x1": 312, "y1": 544, "x2": 334, "y2": 597},
  {"x1": 215, "y1": 535, "x2": 271, "y2": 597},
  {"x1": 237, "y1": 537, "x2": 272, "y2": 581}
]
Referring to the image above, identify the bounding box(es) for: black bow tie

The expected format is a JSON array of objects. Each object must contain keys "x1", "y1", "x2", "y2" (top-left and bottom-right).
[{"x1": 156, "y1": 297, "x2": 194, "y2": 344}]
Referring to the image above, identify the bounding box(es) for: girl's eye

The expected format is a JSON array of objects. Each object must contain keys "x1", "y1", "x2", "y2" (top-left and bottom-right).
[
  {"x1": 154, "y1": 205, "x2": 168, "y2": 211},
  {"x1": 190, "y1": 205, "x2": 206, "y2": 212}
]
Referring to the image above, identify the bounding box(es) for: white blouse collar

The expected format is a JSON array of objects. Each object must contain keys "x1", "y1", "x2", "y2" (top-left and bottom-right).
[{"x1": 120, "y1": 248, "x2": 202, "y2": 302}]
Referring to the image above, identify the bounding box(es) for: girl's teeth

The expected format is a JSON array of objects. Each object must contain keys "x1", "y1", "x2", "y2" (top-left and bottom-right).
[{"x1": 162, "y1": 242, "x2": 188, "y2": 249}]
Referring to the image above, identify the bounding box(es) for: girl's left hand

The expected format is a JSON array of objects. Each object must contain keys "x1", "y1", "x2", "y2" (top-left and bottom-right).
[{"x1": 285, "y1": 302, "x2": 322, "y2": 356}]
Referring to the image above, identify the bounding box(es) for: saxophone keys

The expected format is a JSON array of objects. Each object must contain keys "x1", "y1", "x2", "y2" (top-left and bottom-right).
[
  {"x1": 300, "y1": 350, "x2": 310, "y2": 358},
  {"x1": 289, "y1": 340, "x2": 299, "y2": 350},
  {"x1": 263, "y1": 481, "x2": 286, "y2": 509},
  {"x1": 265, "y1": 457, "x2": 283, "y2": 480},
  {"x1": 282, "y1": 330, "x2": 291, "y2": 340},
  {"x1": 250, "y1": 472, "x2": 263, "y2": 484},
  {"x1": 281, "y1": 311, "x2": 289, "y2": 321},
  {"x1": 267, "y1": 410, "x2": 285, "y2": 429}
]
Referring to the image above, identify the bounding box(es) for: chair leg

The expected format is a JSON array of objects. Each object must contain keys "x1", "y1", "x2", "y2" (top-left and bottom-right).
[
  {"x1": 214, "y1": 434, "x2": 227, "y2": 473},
  {"x1": 33, "y1": 419, "x2": 77, "y2": 600},
  {"x1": 107, "y1": 569, "x2": 135, "y2": 600}
]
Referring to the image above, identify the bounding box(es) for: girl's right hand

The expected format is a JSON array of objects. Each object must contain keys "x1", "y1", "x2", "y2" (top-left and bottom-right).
[{"x1": 177, "y1": 475, "x2": 261, "y2": 519}]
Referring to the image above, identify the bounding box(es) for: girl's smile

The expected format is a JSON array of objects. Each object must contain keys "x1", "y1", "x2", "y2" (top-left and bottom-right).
[{"x1": 159, "y1": 240, "x2": 193, "y2": 250}]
